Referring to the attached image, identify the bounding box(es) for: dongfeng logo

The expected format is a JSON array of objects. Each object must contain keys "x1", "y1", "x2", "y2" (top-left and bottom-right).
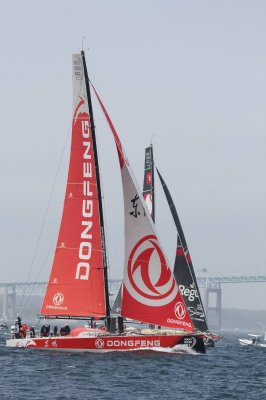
[
  {"x1": 53, "y1": 293, "x2": 64, "y2": 306},
  {"x1": 125, "y1": 235, "x2": 178, "y2": 306},
  {"x1": 95, "y1": 339, "x2": 104, "y2": 349},
  {"x1": 174, "y1": 302, "x2": 186, "y2": 320}
]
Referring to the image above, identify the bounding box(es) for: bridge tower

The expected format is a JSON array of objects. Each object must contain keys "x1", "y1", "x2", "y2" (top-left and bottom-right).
[
  {"x1": 2, "y1": 285, "x2": 16, "y2": 320},
  {"x1": 204, "y1": 284, "x2": 222, "y2": 331}
]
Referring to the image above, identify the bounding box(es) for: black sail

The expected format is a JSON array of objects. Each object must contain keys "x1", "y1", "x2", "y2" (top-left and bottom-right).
[
  {"x1": 156, "y1": 167, "x2": 208, "y2": 332},
  {"x1": 110, "y1": 285, "x2": 122, "y2": 316}
]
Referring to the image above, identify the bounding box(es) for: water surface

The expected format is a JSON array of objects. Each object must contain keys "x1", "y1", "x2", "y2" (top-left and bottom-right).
[{"x1": 0, "y1": 333, "x2": 265, "y2": 399}]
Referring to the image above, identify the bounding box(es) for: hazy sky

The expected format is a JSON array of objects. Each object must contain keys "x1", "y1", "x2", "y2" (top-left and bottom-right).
[{"x1": 0, "y1": 1, "x2": 265, "y2": 310}]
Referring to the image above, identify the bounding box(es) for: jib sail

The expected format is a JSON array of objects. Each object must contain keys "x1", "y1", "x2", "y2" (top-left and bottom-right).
[{"x1": 93, "y1": 87, "x2": 194, "y2": 331}]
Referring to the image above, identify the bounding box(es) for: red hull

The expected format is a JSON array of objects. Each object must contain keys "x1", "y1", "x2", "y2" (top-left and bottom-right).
[{"x1": 6, "y1": 333, "x2": 205, "y2": 353}]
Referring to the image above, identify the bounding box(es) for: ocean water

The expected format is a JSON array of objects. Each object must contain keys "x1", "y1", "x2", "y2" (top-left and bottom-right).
[{"x1": 0, "y1": 332, "x2": 265, "y2": 400}]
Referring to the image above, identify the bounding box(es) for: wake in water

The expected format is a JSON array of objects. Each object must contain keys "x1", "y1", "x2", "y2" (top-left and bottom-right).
[{"x1": 123, "y1": 345, "x2": 202, "y2": 355}]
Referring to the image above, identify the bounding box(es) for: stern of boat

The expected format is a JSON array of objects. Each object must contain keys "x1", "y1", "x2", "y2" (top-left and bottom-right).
[{"x1": 179, "y1": 335, "x2": 206, "y2": 354}]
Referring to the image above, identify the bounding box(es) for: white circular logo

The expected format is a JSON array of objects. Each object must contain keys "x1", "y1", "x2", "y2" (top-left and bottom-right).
[
  {"x1": 174, "y1": 302, "x2": 186, "y2": 320},
  {"x1": 125, "y1": 235, "x2": 178, "y2": 307},
  {"x1": 53, "y1": 293, "x2": 64, "y2": 306},
  {"x1": 95, "y1": 339, "x2": 104, "y2": 349}
]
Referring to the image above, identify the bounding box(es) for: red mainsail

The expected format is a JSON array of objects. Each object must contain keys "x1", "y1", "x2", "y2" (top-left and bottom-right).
[{"x1": 40, "y1": 55, "x2": 106, "y2": 318}]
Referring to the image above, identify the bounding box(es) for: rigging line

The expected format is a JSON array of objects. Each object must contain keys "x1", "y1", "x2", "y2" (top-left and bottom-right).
[
  {"x1": 107, "y1": 233, "x2": 124, "y2": 280},
  {"x1": 19, "y1": 124, "x2": 72, "y2": 311},
  {"x1": 92, "y1": 109, "x2": 111, "y2": 294},
  {"x1": 21, "y1": 235, "x2": 57, "y2": 311},
  {"x1": 19, "y1": 80, "x2": 84, "y2": 312}
]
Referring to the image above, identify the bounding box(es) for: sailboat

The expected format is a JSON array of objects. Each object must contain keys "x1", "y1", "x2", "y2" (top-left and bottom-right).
[
  {"x1": 143, "y1": 145, "x2": 222, "y2": 345},
  {"x1": 6, "y1": 52, "x2": 205, "y2": 353}
]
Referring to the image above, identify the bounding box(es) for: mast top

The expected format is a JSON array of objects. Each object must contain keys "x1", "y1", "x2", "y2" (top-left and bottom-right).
[{"x1": 81, "y1": 35, "x2": 85, "y2": 52}]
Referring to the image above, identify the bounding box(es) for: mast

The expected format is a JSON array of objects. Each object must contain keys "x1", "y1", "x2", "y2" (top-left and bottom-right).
[{"x1": 81, "y1": 51, "x2": 110, "y2": 324}]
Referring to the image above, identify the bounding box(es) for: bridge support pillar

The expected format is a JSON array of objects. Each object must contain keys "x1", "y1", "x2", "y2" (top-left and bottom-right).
[
  {"x1": 2, "y1": 286, "x2": 8, "y2": 319},
  {"x1": 204, "y1": 285, "x2": 222, "y2": 331},
  {"x1": 9, "y1": 285, "x2": 16, "y2": 319},
  {"x1": 2, "y1": 285, "x2": 17, "y2": 320}
]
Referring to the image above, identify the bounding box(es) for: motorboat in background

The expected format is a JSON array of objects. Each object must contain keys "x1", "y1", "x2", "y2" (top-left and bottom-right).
[{"x1": 239, "y1": 333, "x2": 266, "y2": 348}]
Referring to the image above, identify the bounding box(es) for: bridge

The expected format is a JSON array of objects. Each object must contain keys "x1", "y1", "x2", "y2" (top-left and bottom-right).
[
  {"x1": 0, "y1": 280, "x2": 122, "y2": 321},
  {"x1": 1, "y1": 276, "x2": 266, "y2": 330}
]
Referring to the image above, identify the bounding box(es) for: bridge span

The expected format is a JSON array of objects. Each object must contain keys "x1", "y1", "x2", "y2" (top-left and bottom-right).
[{"x1": 1, "y1": 276, "x2": 266, "y2": 329}]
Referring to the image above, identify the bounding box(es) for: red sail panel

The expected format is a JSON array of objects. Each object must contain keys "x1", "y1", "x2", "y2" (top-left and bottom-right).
[
  {"x1": 93, "y1": 86, "x2": 194, "y2": 332},
  {"x1": 40, "y1": 55, "x2": 106, "y2": 318},
  {"x1": 121, "y1": 232, "x2": 194, "y2": 331}
]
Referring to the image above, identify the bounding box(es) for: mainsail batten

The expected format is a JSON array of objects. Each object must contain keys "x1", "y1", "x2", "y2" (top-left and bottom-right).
[{"x1": 40, "y1": 54, "x2": 106, "y2": 318}]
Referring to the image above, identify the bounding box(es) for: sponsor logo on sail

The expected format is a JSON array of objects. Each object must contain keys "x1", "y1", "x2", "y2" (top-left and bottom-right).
[
  {"x1": 174, "y1": 301, "x2": 186, "y2": 320},
  {"x1": 187, "y1": 306, "x2": 205, "y2": 318},
  {"x1": 73, "y1": 57, "x2": 83, "y2": 79},
  {"x1": 179, "y1": 284, "x2": 199, "y2": 302},
  {"x1": 146, "y1": 172, "x2": 152, "y2": 185},
  {"x1": 75, "y1": 112, "x2": 94, "y2": 282},
  {"x1": 46, "y1": 292, "x2": 67, "y2": 311},
  {"x1": 53, "y1": 293, "x2": 64, "y2": 306},
  {"x1": 125, "y1": 235, "x2": 178, "y2": 306}
]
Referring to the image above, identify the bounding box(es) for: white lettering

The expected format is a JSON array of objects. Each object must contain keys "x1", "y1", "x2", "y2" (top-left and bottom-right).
[
  {"x1": 83, "y1": 141, "x2": 91, "y2": 159},
  {"x1": 179, "y1": 285, "x2": 198, "y2": 302},
  {"x1": 83, "y1": 181, "x2": 93, "y2": 196},
  {"x1": 81, "y1": 221, "x2": 92, "y2": 240},
  {"x1": 83, "y1": 162, "x2": 92, "y2": 178},
  {"x1": 82, "y1": 121, "x2": 90, "y2": 138},
  {"x1": 82, "y1": 199, "x2": 93, "y2": 218},
  {"x1": 106, "y1": 339, "x2": 161, "y2": 348},
  {"x1": 79, "y1": 242, "x2": 92, "y2": 260},
  {"x1": 75, "y1": 119, "x2": 94, "y2": 281},
  {"x1": 75, "y1": 262, "x2": 90, "y2": 280},
  {"x1": 167, "y1": 318, "x2": 192, "y2": 328}
]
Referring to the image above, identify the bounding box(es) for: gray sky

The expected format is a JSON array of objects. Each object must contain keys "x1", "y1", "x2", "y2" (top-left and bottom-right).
[{"x1": 0, "y1": 1, "x2": 265, "y2": 310}]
